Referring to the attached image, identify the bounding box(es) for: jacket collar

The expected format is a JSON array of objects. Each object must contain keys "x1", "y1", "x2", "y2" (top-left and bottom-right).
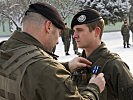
[
  {"x1": 82, "y1": 42, "x2": 108, "y2": 63},
  {"x1": 11, "y1": 30, "x2": 59, "y2": 59}
]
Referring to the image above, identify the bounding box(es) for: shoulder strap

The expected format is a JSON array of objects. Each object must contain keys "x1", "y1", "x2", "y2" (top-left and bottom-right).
[
  {"x1": 0, "y1": 45, "x2": 46, "y2": 100},
  {"x1": 0, "y1": 58, "x2": 42, "y2": 100},
  {"x1": 15, "y1": 57, "x2": 43, "y2": 100},
  {"x1": 1, "y1": 45, "x2": 38, "y2": 69},
  {"x1": 3, "y1": 48, "x2": 41, "y2": 76},
  {"x1": 91, "y1": 52, "x2": 120, "y2": 73}
]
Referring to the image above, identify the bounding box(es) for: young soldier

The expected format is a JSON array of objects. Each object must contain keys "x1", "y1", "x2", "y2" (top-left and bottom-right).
[{"x1": 71, "y1": 8, "x2": 133, "y2": 100}]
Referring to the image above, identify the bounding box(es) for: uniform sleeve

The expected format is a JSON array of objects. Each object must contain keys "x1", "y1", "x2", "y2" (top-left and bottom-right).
[
  {"x1": 37, "y1": 61, "x2": 100, "y2": 100},
  {"x1": 106, "y1": 59, "x2": 133, "y2": 100}
]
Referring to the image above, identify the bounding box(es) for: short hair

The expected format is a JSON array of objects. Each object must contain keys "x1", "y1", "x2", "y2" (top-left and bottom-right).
[
  {"x1": 86, "y1": 19, "x2": 104, "y2": 39},
  {"x1": 22, "y1": 12, "x2": 47, "y2": 27}
]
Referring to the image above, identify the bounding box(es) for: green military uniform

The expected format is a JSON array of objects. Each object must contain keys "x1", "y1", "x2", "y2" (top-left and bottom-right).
[
  {"x1": 78, "y1": 42, "x2": 133, "y2": 100},
  {"x1": 61, "y1": 27, "x2": 71, "y2": 55},
  {"x1": 121, "y1": 24, "x2": 130, "y2": 48},
  {"x1": 0, "y1": 30, "x2": 100, "y2": 100}
]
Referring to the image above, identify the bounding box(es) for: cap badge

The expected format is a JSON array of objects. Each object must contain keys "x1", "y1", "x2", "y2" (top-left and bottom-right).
[{"x1": 77, "y1": 15, "x2": 86, "y2": 22}]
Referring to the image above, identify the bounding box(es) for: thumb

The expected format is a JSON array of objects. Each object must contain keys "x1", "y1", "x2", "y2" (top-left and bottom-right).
[{"x1": 97, "y1": 73, "x2": 104, "y2": 77}]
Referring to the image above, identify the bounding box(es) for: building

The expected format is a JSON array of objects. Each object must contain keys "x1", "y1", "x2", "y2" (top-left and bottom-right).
[{"x1": 0, "y1": 19, "x2": 11, "y2": 36}]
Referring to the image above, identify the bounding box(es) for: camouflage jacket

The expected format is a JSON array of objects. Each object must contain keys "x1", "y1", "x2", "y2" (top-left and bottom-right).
[{"x1": 0, "y1": 30, "x2": 100, "y2": 100}]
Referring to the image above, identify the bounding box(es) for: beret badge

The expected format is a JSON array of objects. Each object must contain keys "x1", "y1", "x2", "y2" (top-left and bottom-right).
[{"x1": 77, "y1": 15, "x2": 86, "y2": 23}]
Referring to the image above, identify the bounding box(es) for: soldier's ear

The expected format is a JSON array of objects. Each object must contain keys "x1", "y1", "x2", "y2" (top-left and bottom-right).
[
  {"x1": 44, "y1": 20, "x2": 52, "y2": 34},
  {"x1": 95, "y1": 27, "x2": 101, "y2": 37}
]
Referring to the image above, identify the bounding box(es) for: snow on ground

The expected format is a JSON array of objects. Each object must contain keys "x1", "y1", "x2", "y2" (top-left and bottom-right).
[{"x1": 0, "y1": 31, "x2": 133, "y2": 73}]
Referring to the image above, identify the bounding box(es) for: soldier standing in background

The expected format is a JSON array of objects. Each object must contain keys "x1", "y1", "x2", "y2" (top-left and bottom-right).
[
  {"x1": 121, "y1": 19, "x2": 130, "y2": 48},
  {"x1": 61, "y1": 23, "x2": 71, "y2": 55}
]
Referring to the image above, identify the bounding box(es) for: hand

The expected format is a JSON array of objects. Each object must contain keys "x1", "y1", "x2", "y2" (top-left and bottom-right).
[
  {"x1": 68, "y1": 57, "x2": 92, "y2": 72},
  {"x1": 89, "y1": 73, "x2": 106, "y2": 93}
]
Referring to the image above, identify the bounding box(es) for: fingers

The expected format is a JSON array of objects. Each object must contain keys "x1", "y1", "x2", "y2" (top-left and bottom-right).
[
  {"x1": 79, "y1": 57, "x2": 92, "y2": 66},
  {"x1": 76, "y1": 63, "x2": 91, "y2": 68},
  {"x1": 97, "y1": 73, "x2": 104, "y2": 77},
  {"x1": 79, "y1": 57, "x2": 92, "y2": 65},
  {"x1": 96, "y1": 73, "x2": 105, "y2": 93},
  {"x1": 68, "y1": 57, "x2": 92, "y2": 72},
  {"x1": 89, "y1": 73, "x2": 106, "y2": 93}
]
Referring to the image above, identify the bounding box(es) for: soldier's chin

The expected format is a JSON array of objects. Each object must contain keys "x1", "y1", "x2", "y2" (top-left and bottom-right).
[
  {"x1": 78, "y1": 44, "x2": 84, "y2": 49},
  {"x1": 77, "y1": 45, "x2": 81, "y2": 48}
]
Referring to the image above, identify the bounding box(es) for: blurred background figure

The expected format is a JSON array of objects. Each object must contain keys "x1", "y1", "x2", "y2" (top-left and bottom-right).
[
  {"x1": 121, "y1": 19, "x2": 130, "y2": 48},
  {"x1": 61, "y1": 23, "x2": 71, "y2": 55}
]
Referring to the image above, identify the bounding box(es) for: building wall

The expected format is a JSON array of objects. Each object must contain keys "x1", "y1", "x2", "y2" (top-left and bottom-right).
[{"x1": 104, "y1": 22, "x2": 123, "y2": 32}]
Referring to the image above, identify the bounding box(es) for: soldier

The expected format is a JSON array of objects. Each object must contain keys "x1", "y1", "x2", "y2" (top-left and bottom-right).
[
  {"x1": 61, "y1": 23, "x2": 71, "y2": 55},
  {"x1": 121, "y1": 19, "x2": 130, "y2": 48},
  {"x1": 0, "y1": 2, "x2": 105, "y2": 100},
  {"x1": 71, "y1": 8, "x2": 133, "y2": 100}
]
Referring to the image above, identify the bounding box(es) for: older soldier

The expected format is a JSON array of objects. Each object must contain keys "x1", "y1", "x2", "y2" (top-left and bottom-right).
[
  {"x1": 71, "y1": 8, "x2": 133, "y2": 100},
  {"x1": 0, "y1": 2, "x2": 105, "y2": 100}
]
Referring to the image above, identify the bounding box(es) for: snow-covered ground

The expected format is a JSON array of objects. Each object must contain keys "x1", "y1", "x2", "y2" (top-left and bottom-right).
[
  {"x1": 0, "y1": 31, "x2": 133, "y2": 74},
  {"x1": 55, "y1": 31, "x2": 133, "y2": 74}
]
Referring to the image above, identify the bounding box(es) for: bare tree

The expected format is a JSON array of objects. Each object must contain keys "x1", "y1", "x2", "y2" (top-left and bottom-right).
[
  {"x1": 0, "y1": 0, "x2": 80, "y2": 31},
  {"x1": 47, "y1": 0, "x2": 80, "y2": 21},
  {"x1": 0, "y1": 0, "x2": 30, "y2": 31}
]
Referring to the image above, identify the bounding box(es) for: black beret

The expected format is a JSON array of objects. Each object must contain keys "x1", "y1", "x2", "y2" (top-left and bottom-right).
[
  {"x1": 25, "y1": 2, "x2": 65, "y2": 29},
  {"x1": 71, "y1": 8, "x2": 103, "y2": 29}
]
